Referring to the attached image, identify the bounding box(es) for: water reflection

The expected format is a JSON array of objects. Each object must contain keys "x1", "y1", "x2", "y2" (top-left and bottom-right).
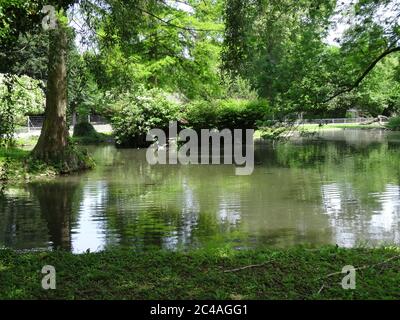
[
  {"x1": 321, "y1": 182, "x2": 400, "y2": 247},
  {"x1": 33, "y1": 182, "x2": 83, "y2": 250},
  {"x1": 71, "y1": 181, "x2": 109, "y2": 253},
  {"x1": 1, "y1": 129, "x2": 400, "y2": 252}
]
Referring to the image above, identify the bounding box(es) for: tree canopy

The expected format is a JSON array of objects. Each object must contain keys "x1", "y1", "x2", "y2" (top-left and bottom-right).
[{"x1": 1, "y1": 0, "x2": 400, "y2": 152}]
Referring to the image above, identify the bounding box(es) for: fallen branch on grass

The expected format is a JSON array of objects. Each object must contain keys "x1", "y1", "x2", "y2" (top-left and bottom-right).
[
  {"x1": 324, "y1": 254, "x2": 400, "y2": 278},
  {"x1": 317, "y1": 254, "x2": 400, "y2": 295},
  {"x1": 223, "y1": 261, "x2": 273, "y2": 273}
]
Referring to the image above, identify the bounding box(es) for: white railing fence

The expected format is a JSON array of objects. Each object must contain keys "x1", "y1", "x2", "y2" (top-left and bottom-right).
[
  {"x1": 27, "y1": 115, "x2": 45, "y2": 130},
  {"x1": 87, "y1": 114, "x2": 109, "y2": 125},
  {"x1": 16, "y1": 115, "x2": 387, "y2": 134},
  {"x1": 16, "y1": 115, "x2": 109, "y2": 134},
  {"x1": 299, "y1": 117, "x2": 386, "y2": 125}
]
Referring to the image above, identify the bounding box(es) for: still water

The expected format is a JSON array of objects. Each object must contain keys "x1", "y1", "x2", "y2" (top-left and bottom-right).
[{"x1": 1, "y1": 129, "x2": 400, "y2": 252}]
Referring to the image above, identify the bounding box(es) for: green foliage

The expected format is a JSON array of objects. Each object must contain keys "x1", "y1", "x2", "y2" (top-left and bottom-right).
[
  {"x1": 184, "y1": 98, "x2": 271, "y2": 131},
  {"x1": 84, "y1": 0, "x2": 224, "y2": 99},
  {"x1": 221, "y1": 0, "x2": 336, "y2": 103},
  {"x1": 110, "y1": 88, "x2": 181, "y2": 148},
  {"x1": 183, "y1": 100, "x2": 218, "y2": 131},
  {"x1": 110, "y1": 89, "x2": 269, "y2": 148},
  {"x1": 0, "y1": 73, "x2": 45, "y2": 132},
  {"x1": 31, "y1": 141, "x2": 95, "y2": 174},
  {"x1": 354, "y1": 56, "x2": 400, "y2": 116},
  {"x1": 220, "y1": 0, "x2": 400, "y2": 117},
  {"x1": 0, "y1": 0, "x2": 44, "y2": 45},
  {"x1": 72, "y1": 122, "x2": 110, "y2": 145},
  {"x1": 0, "y1": 155, "x2": 10, "y2": 194},
  {"x1": 0, "y1": 74, "x2": 15, "y2": 146},
  {"x1": 68, "y1": 49, "x2": 105, "y2": 118},
  {"x1": 0, "y1": 145, "x2": 56, "y2": 183},
  {"x1": 3, "y1": 0, "x2": 400, "y2": 152},
  {"x1": 57, "y1": 143, "x2": 95, "y2": 173},
  {"x1": 321, "y1": 54, "x2": 400, "y2": 117},
  {"x1": 220, "y1": 75, "x2": 258, "y2": 100},
  {"x1": 73, "y1": 122, "x2": 97, "y2": 137},
  {"x1": 0, "y1": 73, "x2": 44, "y2": 146},
  {"x1": 0, "y1": 32, "x2": 48, "y2": 79},
  {"x1": 386, "y1": 117, "x2": 400, "y2": 131},
  {"x1": 0, "y1": 74, "x2": 44, "y2": 116},
  {"x1": 215, "y1": 99, "x2": 271, "y2": 130}
]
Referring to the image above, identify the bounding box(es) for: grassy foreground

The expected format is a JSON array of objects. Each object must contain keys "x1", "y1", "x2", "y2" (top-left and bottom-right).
[{"x1": 1, "y1": 246, "x2": 400, "y2": 300}]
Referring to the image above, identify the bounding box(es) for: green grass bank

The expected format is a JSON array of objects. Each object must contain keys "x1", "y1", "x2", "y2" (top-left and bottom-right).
[
  {"x1": 1, "y1": 246, "x2": 399, "y2": 300},
  {"x1": 0, "y1": 144, "x2": 57, "y2": 184}
]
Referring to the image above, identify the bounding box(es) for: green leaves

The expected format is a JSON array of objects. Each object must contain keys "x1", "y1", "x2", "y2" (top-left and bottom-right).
[
  {"x1": 221, "y1": 0, "x2": 337, "y2": 108},
  {"x1": 0, "y1": 73, "x2": 45, "y2": 142},
  {"x1": 386, "y1": 116, "x2": 400, "y2": 130},
  {"x1": 86, "y1": 0, "x2": 224, "y2": 99},
  {"x1": 111, "y1": 87, "x2": 181, "y2": 147},
  {"x1": 184, "y1": 98, "x2": 271, "y2": 131}
]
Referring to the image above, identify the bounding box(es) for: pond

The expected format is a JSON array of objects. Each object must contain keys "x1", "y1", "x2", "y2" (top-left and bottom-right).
[{"x1": 1, "y1": 129, "x2": 400, "y2": 253}]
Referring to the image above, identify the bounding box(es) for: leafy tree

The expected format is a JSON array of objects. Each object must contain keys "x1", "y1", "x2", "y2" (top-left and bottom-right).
[
  {"x1": 324, "y1": 0, "x2": 400, "y2": 104},
  {"x1": 221, "y1": 0, "x2": 336, "y2": 105},
  {"x1": 85, "y1": 0, "x2": 224, "y2": 99},
  {"x1": 68, "y1": 47, "x2": 103, "y2": 122},
  {"x1": 0, "y1": 0, "x2": 90, "y2": 170},
  {"x1": 0, "y1": 73, "x2": 45, "y2": 122}
]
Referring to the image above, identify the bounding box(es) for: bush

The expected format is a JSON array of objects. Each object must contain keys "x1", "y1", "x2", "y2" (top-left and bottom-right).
[
  {"x1": 73, "y1": 122, "x2": 97, "y2": 137},
  {"x1": 110, "y1": 91, "x2": 271, "y2": 148},
  {"x1": 111, "y1": 88, "x2": 181, "y2": 148},
  {"x1": 217, "y1": 99, "x2": 271, "y2": 129},
  {"x1": 184, "y1": 99, "x2": 271, "y2": 132},
  {"x1": 386, "y1": 116, "x2": 400, "y2": 131},
  {"x1": 72, "y1": 122, "x2": 107, "y2": 144},
  {"x1": 183, "y1": 100, "x2": 218, "y2": 131}
]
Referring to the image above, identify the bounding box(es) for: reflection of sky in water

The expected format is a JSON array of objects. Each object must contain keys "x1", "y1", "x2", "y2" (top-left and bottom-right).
[
  {"x1": 163, "y1": 178, "x2": 199, "y2": 250},
  {"x1": 71, "y1": 181, "x2": 108, "y2": 253},
  {"x1": 218, "y1": 195, "x2": 241, "y2": 225},
  {"x1": 322, "y1": 183, "x2": 343, "y2": 214},
  {"x1": 321, "y1": 183, "x2": 400, "y2": 247},
  {"x1": 369, "y1": 185, "x2": 400, "y2": 242},
  {"x1": 321, "y1": 182, "x2": 357, "y2": 246}
]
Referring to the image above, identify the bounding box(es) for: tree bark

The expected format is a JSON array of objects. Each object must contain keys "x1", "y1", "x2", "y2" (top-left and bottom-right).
[{"x1": 32, "y1": 24, "x2": 70, "y2": 162}]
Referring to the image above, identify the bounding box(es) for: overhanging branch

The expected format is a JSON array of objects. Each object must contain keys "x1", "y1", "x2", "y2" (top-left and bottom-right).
[{"x1": 323, "y1": 46, "x2": 400, "y2": 103}]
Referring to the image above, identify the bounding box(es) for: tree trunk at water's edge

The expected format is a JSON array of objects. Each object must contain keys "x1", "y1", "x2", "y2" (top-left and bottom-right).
[
  {"x1": 32, "y1": 22, "x2": 92, "y2": 172},
  {"x1": 32, "y1": 23, "x2": 69, "y2": 159}
]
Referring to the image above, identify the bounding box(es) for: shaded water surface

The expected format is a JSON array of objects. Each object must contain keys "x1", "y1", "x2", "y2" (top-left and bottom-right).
[{"x1": 1, "y1": 129, "x2": 400, "y2": 252}]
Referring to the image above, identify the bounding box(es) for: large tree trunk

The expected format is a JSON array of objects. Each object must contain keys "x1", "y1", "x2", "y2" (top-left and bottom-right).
[
  {"x1": 32, "y1": 24, "x2": 69, "y2": 162},
  {"x1": 32, "y1": 22, "x2": 91, "y2": 172}
]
